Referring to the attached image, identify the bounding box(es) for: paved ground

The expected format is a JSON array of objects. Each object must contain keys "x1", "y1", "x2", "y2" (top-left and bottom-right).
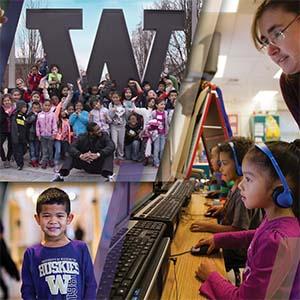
[{"x1": 0, "y1": 156, "x2": 158, "y2": 182}]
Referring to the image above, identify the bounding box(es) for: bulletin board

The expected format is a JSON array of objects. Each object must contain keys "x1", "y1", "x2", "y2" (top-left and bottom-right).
[{"x1": 250, "y1": 114, "x2": 280, "y2": 142}]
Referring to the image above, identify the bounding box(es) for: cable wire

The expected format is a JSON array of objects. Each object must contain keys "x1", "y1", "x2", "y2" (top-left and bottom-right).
[{"x1": 170, "y1": 249, "x2": 191, "y2": 257}]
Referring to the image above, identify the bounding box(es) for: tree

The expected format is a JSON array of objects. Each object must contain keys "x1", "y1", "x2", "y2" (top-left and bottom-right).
[
  {"x1": 131, "y1": 0, "x2": 203, "y2": 83},
  {"x1": 16, "y1": 0, "x2": 47, "y2": 80}
]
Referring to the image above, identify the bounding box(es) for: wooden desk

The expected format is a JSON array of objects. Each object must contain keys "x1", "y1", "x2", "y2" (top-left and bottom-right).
[{"x1": 162, "y1": 192, "x2": 226, "y2": 300}]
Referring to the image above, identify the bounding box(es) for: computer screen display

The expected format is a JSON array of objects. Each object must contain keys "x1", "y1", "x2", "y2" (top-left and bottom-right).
[
  {"x1": 129, "y1": 183, "x2": 155, "y2": 215},
  {"x1": 112, "y1": 183, "x2": 131, "y2": 232}
]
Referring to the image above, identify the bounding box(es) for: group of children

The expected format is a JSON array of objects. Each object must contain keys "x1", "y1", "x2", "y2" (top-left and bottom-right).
[
  {"x1": 0, "y1": 61, "x2": 179, "y2": 171},
  {"x1": 18, "y1": 137, "x2": 300, "y2": 299},
  {"x1": 191, "y1": 137, "x2": 300, "y2": 299}
]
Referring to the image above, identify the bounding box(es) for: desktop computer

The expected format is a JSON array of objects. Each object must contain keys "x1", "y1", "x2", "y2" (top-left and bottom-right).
[{"x1": 96, "y1": 183, "x2": 170, "y2": 300}]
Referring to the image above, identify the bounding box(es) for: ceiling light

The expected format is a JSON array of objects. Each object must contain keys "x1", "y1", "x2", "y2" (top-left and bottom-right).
[
  {"x1": 68, "y1": 192, "x2": 77, "y2": 201},
  {"x1": 273, "y1": 69, "x2": 282, "y2": 79},
  {"x1": 253, "y1": 90, "x2": 278, "y2": 102},
  {"x1": 26, "y1": 187, "x2": 35, "y2": 198},
  {"x1": 215, "y1": 55, "x2": 227, "y2": 78},
  {"x1": 221, "y1": 0, "x2": 239, "y2": 13}
]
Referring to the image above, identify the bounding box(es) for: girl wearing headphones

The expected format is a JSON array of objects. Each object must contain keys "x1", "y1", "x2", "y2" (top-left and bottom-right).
[
  {"x1": 191, "y1": 137, "x2": 263, "y2": 283},
  {"x1": 195, "y1": 140, "x2": 300, "y2": 299}
]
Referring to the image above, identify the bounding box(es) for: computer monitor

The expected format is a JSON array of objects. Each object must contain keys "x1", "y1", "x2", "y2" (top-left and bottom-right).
[
  {"x1": 110, "y1": 183, "x2": 131, "y2": 234},
  {"x1": 129, "y1": 183, "x2": 155, "y2": 215}
]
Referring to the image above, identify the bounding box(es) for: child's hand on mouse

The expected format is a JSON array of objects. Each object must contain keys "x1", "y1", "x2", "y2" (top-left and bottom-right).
[
  {"x1": 207, "y1": 206, "x2": 223, "y2": 217},
  {"x1": 195, "y1": 258, "x2": 218, "y2": 281},
  {"x1": 190, "y1": 221, "x2": 212, "y2": 232},
  {"x1": 195, "y1": 237, "x2": 215, "y2": 254}
]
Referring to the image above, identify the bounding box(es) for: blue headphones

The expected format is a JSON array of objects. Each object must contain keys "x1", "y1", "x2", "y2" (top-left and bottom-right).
[
  {"x1": 255, "y1": 143, "x2": 294, "y2": 208},
  {"x1": 228, "y1": 142, "x2": 243, "y2": 176}
]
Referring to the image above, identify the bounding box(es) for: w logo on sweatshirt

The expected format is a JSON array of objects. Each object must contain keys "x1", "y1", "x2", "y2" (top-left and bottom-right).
[{"x1": 45, "y1": 274, "x2": 71, "y2": 295}]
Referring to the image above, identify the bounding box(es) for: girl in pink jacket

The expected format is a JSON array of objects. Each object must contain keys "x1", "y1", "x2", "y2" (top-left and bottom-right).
[
  {"x1": 195, "y1": 140, "x2": 300, "y2": 300},
  {"x1": 36, "y1": 99, "x2": 57, "y2": 169}
]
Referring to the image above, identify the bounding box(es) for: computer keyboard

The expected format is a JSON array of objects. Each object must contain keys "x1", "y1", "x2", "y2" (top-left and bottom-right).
[
  {"x1": 148, "y1": 199, "x2": 182, "y2": 220},
  {"x1": 97, "y1": 220, "x2": 166, "y2": 300},
  {"x1": 168, "y1": 180, "x2": 194, "y2": 201}
]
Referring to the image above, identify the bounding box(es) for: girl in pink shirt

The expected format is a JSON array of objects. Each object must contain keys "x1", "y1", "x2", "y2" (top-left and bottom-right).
[
  {"x1": 195, "y1": 140, "x2": 300, "y2": 299},
  {"x1": 36, "y1": 99, "x2": 57, "y2": 169},
  {"x1": 53, "y1": 110, "x2": 72, "y2": 170}
]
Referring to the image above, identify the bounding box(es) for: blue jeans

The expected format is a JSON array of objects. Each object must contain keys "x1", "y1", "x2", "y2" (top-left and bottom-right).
[
  {"x1": 54, "y1": 140, "x2": 69, "y2": 164},
  {"x1": 125, "y1": 140, "x2": 141, "y2": 161},
  {"x1": 40, "y1": 137, "x2": 54, "y2": 163},
  {"x1": 29, "y1": 140, "x2": 40, "y2": 161},
  {"x1": 153, "y1": 135, "x2": 166, "y2": 167}
]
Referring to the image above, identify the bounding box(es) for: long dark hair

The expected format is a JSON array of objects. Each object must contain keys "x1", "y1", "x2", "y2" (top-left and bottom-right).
[{"x1": 245, "y1": 140, "x2": 300, "y2": 217}]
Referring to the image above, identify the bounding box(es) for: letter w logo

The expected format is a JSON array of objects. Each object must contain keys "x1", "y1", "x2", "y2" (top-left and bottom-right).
[{"x1": 45, "y1": 274, "x2": 71, "y2": 295}]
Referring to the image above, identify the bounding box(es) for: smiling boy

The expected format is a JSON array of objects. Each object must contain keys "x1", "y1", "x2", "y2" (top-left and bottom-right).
[{"x1": 21, "y1": 187, "x2": 97, "y2": 299}]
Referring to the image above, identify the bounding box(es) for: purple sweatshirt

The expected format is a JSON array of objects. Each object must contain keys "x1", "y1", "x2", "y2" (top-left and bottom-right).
[
  {"x1": 21, "y1": 240, "x2": 97, "y2": 300},
  {"x1": 36, "y1": 110, "x2": 57, "y2": 137},
  {"x1": 200, "y1": 217, "x2": 300, "y2": 299}
]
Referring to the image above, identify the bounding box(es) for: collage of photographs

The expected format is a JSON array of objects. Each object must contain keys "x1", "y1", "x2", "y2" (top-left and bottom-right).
[{"x1": 0, "y1": 0, "x2": 299, "y2": 299}]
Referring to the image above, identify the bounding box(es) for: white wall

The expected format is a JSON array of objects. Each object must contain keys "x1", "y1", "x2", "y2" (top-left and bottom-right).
[{"x1": 224, "y1": 99, "x2": 300, "y2": 141}]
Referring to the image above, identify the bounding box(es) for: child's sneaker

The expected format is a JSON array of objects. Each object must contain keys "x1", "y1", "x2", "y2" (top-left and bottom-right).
[
  {"x1": 41, "y1": 162, "x2": 47, "y2": 169},
  {"x1": 48, "y1": 160, "x2": 55, "y2": 168},
  {"x1": 17, "y1": 164, "x2": 23, "y2": 170},
  {"x1": 105, "y1": 173, "x2": 116, "y2": 182},
  {"x1": 143, "y1": 157, "x2": 149, "y2": 166},
  {"x1": 34, "y1": 160, "x2": 40, "y2": 167},
  {"x1": 52, "y1": 174, "x2": 64, "y2": 182},
  {"x1": 30, "y1": 160, "x2": 36, "y2": 167},
  {"x1": 3, "y1": 161, "x2": 10, "y2": 168}
]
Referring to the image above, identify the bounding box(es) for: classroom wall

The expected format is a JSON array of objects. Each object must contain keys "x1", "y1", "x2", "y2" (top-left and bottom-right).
[{"x1": 224, "y1": 99, "x2": 300, "y2": 141}]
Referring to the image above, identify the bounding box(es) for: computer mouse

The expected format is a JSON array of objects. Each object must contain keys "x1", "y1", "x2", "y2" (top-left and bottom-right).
[
  {"x1": 191, "y1": 245, "x2": 218, "y2": 256},
  {"x1": 204, "y1": 211, "x2": 213, "y2": 217}
]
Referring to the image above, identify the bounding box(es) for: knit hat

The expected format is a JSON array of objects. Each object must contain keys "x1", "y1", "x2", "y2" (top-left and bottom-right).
[{"x1": 16, "y1": 100, "x2": 27, "y2": 111}]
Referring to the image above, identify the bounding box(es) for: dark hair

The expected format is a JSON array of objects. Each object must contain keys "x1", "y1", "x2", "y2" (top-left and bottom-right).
[
  {"x1": 218, "y1": 137, "x2": 254, "y2": 168},
  {"x1": 75, "y1": 100, "x2": 84, "y2": 106},
  {"x1": 66, "y1": 103, "x2": 74, "y2": 110},
  {"x1": 30, "y1": 64, "x2": 39, "y2": 70},
  {"x1": 122, "y1": 87, "x2": 132, "y2": 100},
  {"x1": 50, "y1": 64, "x2": 59, "y2": 71},
  {"x1": 59, "y1": 84, "x2": 69, "y2": 96},
  {"x1": 128, "y1": 113, "x2": 138, "y2": 120},
  {"x1": 32, "y1": 101, "x2": 41, "y2": 107},
  {"x1": 88, "y1": 85, "x2": 99, "y2": 95},
  {"x1": 245, "y1": 140, "x2": 300, "y2": 217},
  {"x1": 36, "y1": 187, "x2": 71, "y2": 214},
  {"x1": 155, "y1": 98, "x2": 166, "y2": 106},
  {"x1": 111, "y1": 91, "x2": 121, "y2": 98},
  {"x1": 142, "y1": 81, "x2": 150, "y2": 87},
  {"x1": 252, "y1": 0, "x2": 300, "y2": 50},
  {"x1": 43, "y1": 99, "x2": 51, "y2": 105},
  {"x1": 1, "y1": 93, "x2": 12, "y2": 103},
  {"x1": 158, "y1": 80, "x2": 166, "y2": 87},
  {"x1": 31, "y1": 91, "x2": 40, "y2": 97},
  {"x1": 11, "y1": 88, "x2": 21, "y2": 95},
  {"x1": 91, "y1": 98, "x2": 101, "y2": 108},
  {"x1": 87, "y1": 122, "x2": 98, "y2": 133},
  {"x1": 169, "y1": 89, "x2": 178, "y2": 95}
]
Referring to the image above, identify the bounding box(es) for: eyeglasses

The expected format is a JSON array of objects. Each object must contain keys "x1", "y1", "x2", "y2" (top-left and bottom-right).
[{"x1": 259, "y1": 15, "x2": 300, "y2": 51}]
